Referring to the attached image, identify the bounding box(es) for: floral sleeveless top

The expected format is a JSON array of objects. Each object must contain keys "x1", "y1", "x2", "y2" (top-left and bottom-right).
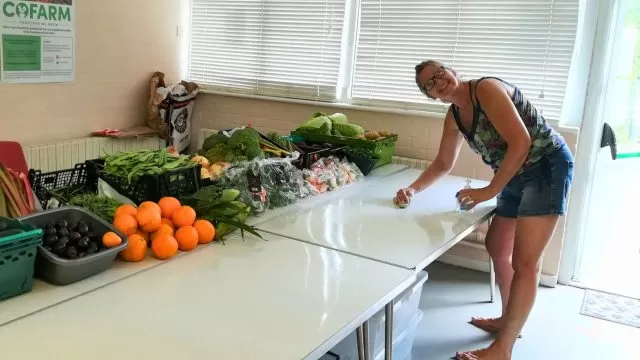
[{"x1": 452, "y1": 77, "x2": 565, "y2": 173}]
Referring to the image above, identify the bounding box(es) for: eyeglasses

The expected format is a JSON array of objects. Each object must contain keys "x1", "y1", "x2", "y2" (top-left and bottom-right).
[{"x1": 420, "y1": 66, "x2": 446, "y2": 94}]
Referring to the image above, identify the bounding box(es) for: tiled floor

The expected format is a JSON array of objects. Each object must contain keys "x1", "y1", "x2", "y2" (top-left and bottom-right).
[{"x1": 413, "y1": 263, "x2": 639, "y2": 359}]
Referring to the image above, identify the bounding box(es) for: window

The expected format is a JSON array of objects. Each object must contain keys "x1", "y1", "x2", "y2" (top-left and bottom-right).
[
  {"x1": 189, "y1": 0, "x2": 346, "y2": 101},
  {"x1": 189, "y1": 0, "x2": 580, "y2": 121},
  {"x1": 352, "y1": 0, "x2": 580, "y2": 119}
]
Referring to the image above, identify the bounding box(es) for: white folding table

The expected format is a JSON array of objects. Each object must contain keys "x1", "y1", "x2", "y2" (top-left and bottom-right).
[
  {"x1": 255, "y1": 168, "x2": 496, "y2": 271},
  {"x1": 0, "y1": 232, "x2": 416, "y2": 360},
  {"x1": 0, "y1": 247, "x2": 208, "y2": 327},
  {"x1": 254, "y1": 168, "x2": 497, "y2": 359}
]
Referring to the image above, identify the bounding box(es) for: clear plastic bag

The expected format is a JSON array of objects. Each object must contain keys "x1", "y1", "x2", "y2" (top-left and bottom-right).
[
  {"x1": 223, "y1": 157, "x2": 308, "y2": 213},
  {"x1": 302, "y1": 156, "x2": 364, "y2": 194}
]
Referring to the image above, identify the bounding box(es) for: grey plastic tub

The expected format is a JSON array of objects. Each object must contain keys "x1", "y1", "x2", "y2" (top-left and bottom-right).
[{"x1": 19, "y1": 206, "x2": 128, "y2": 286}]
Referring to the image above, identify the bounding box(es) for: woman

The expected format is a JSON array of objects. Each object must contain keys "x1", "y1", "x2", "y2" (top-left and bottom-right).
[{"x1": 394, "y1": 60, "x2": 574, "y2": 360}]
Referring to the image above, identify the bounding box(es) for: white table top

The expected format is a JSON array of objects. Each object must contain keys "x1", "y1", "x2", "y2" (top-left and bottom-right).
[
  {"x1": 256, "y1": 168, "x2": 496, "y2": 270},
  {"x1": 0, "y1": 164, "x2": 407, "y2": 327},
  {"x1": 0, "y1": 232, "x2": 416, "y2": 360},
  {"x1": 247, "y1": 164, "x2": 408, "y2": 226},
  {"x1": 0, "y1": 248, "x2": 205, "y2": 327}
]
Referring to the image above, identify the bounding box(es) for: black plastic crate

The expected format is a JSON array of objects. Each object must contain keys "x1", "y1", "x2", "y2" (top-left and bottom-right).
[
  {"x1": 28, "y1": 163, "x2": 95, "y2": 209},
  {"x1": 345, "y1": 153, "x2": 377, "y2": 176},
  {"x1": 86, "y1": 159, "x2": 201, "y2": 204},
  {"x1": 293, "y1": 143, "x2": 348, "y2": 169}
]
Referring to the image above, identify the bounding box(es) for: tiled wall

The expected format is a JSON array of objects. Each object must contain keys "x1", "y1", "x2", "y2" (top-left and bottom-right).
[
  {"x1": 192, "y1": 92, "x2": 580, "y2": 280},
  {"x1": 0, "y1": 0, "x2": 182, "y2": 145}
]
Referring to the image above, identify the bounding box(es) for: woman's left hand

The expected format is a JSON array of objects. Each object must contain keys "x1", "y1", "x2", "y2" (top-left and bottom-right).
[{"x1": 456, "y1": 186, "x2": 498, "y2": 211}]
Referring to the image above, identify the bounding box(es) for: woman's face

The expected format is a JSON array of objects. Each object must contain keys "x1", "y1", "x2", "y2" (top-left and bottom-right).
[{"x1": 417, "y1": 64, "x2": 459, "y2": 101}]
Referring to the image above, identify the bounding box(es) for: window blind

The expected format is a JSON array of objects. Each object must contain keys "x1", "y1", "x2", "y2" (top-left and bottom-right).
[
  {"x1": 351, "y1": 0, "x2": 580, "y2": 120},
  {"x1": 190, "y1": 0, "x2": 346, "y2": 101}
]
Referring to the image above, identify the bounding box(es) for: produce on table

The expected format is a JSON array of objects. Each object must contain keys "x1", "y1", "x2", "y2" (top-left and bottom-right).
[
  {"x1": 175, "y1": 225, "x2": 199, "y2": 251},
  {"x1": 295, "y1": 111, "x2": 395, "y2": 141},
  {"x1": 223, "y1": 157, "x2": 307, "y2": 212},
  {"x1": 40, "y1": 219, "x2": 106, "y2": 260},
  {"x1": 120, "y1": 234, "x2": 147, "y2": 262},
  {"x1": 295, "y1": 112, "x2": 333, "y2": 135},
  {"x1": 102, "y1": 231, "x2": 123, "y2": 248},
  {"x1": 68, "y1": 194, "x2": 122, "y2": 223},
  {"x1": 266, "y1": 132, "x2": 296, "y2": 153},
  {"x1": 151, "y1": 233, "x2": 179, "y2": 260},
  {"x1": 302, "y1": 156, "x2": 364, "y2": 195},
  {"x1": 199, "y1": 127, "x2": 292, "y2": 167},
  {"x1": 0, "y1": 163, "x2": 36, "y2": 217},
  {"x1": 333, "y1": 122, "x2": 365, "y2": 137},
  {"x1": 103, "y1": 148, "x2": 196, "y2": 183},
  {"x1": 193, "y1": 219, "x2": 216, "y2": 244},
  {"x1": 112, "y1": 198, "x2": 217, "y2": 262},
  {"x1": 158, "y1": 196, "x2": 181, "y2": 218},
  {"x1": 182, "y1": 185, "x2": 259, "y2": 241},
  {"x1": 172, "y1": 205, "x2": 196, "y2": 227}
]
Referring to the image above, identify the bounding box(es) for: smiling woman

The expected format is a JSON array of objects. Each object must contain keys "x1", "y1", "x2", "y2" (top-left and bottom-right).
[{"x1": 393, "y1": 60, "x2": 575, "y2": 360}]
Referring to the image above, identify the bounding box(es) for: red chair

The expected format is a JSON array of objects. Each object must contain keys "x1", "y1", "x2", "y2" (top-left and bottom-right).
[{"x1": 0, "y1": 141, "x2": 29, "y2": 174}]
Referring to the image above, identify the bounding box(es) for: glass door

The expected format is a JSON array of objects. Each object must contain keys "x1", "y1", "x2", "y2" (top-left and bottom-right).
[{"x1": 560, "y1": 0, "x2": 640, "y2": 299}]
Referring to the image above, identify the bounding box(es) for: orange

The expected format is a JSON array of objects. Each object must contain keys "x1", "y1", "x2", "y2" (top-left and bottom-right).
[
  {"x1": 137, "y1": 206, "x2": 162, "y2": 233},
  {"x1": 114, "y1": 204, "x2": 137, "y2": 219},
  {"x1": 113, "y1": 215, "x2": 138, "y2": 236},
  {"x1": 139, "y1": 201, "x2": 162, "y2": 217},
  {"x1": 119, "y1": 234, "x2": 147, "y2": 262},
  {"x1": 136, "y1": 230, "x2": 149, "y2": 243},
  {"x1": 161, "y1": 217, "x2": 175, "y2": 231},
  {"x1": 175, "y1": 226, "x2": 199, "y2": 251},
  {"x1": 151, "y1": 233, "x2": 178, "y2": 260},
  {"x1": 150, "y1": 223, "x2": 174, "y2": 243},
  {"x1": 172, "y1": 206, "x2": 196, "y2": 227},
  {"x1": 158, "y1": 197, "x2": 181, "y2": 219},
  {"x1": 102, "y1": 231, "x2": 123, "y2": 248},
  {"x1": 193, "y1": 220, "x2": 216, "y2": 244}
]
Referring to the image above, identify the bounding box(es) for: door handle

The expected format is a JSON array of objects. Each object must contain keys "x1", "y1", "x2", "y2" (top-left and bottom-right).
[{"x1": 600, "y1": 122, "x2": 617, "y2": 160}]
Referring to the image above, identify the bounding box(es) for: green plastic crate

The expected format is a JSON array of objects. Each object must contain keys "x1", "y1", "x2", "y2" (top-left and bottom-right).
[
  {"x1": 289, "y1": 131, "x2": 398, "y2": 168},
  {"x1": 0, "y1": 217, "x2": 43, "y2": 301}
]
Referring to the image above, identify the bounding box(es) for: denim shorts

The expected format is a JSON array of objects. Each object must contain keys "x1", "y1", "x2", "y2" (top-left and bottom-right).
[{"x1": 496, "y1": 144, "x2": 575, "y2": 218}]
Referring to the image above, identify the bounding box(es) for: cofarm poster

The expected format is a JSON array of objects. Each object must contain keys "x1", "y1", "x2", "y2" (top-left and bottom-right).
[{"x1": 0, "y1": 0, "x2": 74, "y2": 83}]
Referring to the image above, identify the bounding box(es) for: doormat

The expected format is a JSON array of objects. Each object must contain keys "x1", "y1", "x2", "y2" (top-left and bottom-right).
[{"x1": 581, "y1": 290, "x2": 640, "y2": 328}]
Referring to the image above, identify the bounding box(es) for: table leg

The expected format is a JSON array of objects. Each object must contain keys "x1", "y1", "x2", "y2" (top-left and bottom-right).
[
  {"x1": 385, "y1": 300, "x2": 394, "y2": 360},
  {"x1": 363, "y1": 320, "x2": 370, "y2": 360},
  {"x1": 356, "y1": 325, "x2": 365, "y2": 360}
]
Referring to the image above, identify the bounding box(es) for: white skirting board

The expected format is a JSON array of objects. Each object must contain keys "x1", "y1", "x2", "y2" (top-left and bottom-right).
[{"x1": 436, "y1": 253, "x2": 559, "y2": 288}]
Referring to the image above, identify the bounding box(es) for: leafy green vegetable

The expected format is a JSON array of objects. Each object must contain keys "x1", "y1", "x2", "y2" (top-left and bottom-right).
[
  {"x1": 201, "y1": 128, "x2": 265, "y2": 164},
  {"x1": 103, "y1": 149, "x2": 195, "y2": 183},
  {"x1": 328, "y1": 112, "x2": 349, "y2": 125},
  {"x1": 333, "y1": 123, "x2": 365, "y2": 137},
  {"x1": 266, "y1": 132, "x2": 296, "y2": 153},
  {"x1": 202, "y1": 133, "x2": 229, "y2": 151},
  {"x1": 68, "y1": 193, "x2": 122, "y2": 222},
  {"x1": 182, "y1": 184, "x2": 262, "y2": 241},
  {"x1": 296, "y1": 113, "x2": 332, "y2": 135}
]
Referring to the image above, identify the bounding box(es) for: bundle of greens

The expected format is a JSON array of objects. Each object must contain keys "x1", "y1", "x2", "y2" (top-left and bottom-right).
[
  {"x1": 182, "y1": 184, "x2": 261, "y2": 241},
  {"x1": 266, "y1": 132, "x2": 296, "y2": 153},
  {"x1": 103, "y1": 148, "x2": 194, "y2": 183},
  {"x1": 68, "y1": 193, "x2": 122, "y2": 223},
  {"x1": 200, "y1": 127, "x2": 291, "y2": 164}
]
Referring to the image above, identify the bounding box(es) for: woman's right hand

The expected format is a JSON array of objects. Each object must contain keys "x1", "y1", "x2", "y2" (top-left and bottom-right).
[{"x1": 394, "y1": 187, "x2": 416, "y2": 208}]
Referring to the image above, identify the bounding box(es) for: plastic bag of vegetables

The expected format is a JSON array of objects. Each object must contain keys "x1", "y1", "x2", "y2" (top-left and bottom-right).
[{"x1": 222, "y1": 157, "x2": 309, "y2": 212}]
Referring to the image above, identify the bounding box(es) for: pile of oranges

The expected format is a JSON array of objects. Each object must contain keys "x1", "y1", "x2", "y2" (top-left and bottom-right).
[{"x1": 112, "y1": 197, "x2": 216, "y2": 262}]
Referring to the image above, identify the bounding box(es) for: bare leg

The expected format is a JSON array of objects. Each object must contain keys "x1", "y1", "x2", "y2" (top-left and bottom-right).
[
  {"x1": 458, "y1": 215, "x2": 560, "y2": 360},
  {"x1": 470, "y1": 216, "x2": 515, "y2": 334}
]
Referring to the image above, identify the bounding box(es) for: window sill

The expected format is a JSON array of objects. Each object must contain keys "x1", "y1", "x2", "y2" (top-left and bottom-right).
[{"x1": 199, "y1": 89, "x2": 581, "y2": 134}]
